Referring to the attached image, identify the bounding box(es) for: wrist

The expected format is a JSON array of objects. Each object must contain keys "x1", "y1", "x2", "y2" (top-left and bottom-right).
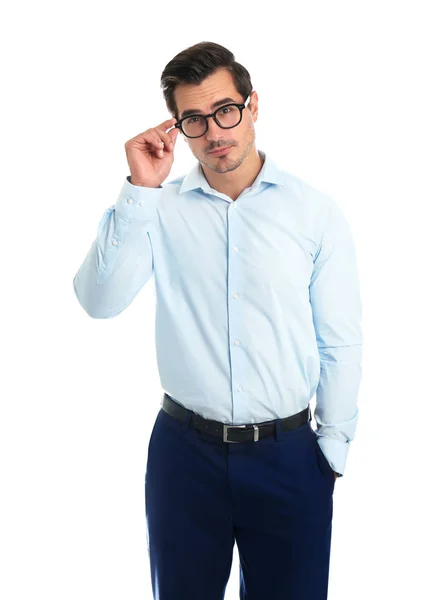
[{"x1": 128, "y1": 175, "x2": 161, "y2": 188}]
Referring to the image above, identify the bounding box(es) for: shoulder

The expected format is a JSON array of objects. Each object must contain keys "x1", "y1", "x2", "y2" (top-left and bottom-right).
[{"x1": 279, "y1": 169, "x2": 337, "y2": 218}]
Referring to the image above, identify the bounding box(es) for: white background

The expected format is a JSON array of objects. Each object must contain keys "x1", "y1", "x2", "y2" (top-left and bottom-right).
[{"x1": 1, "y1": 1, "x2": 438, "y2": 598}]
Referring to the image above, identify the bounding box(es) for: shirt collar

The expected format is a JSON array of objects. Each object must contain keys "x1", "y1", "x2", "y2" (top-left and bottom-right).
[{"x1": 178, "y1": 149, "x2": 285, "y2": 195}]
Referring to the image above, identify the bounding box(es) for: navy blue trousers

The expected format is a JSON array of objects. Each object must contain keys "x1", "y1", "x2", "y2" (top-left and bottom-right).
[{"x1": 145, "y1": 405, "x2": 335, "y2": 600}]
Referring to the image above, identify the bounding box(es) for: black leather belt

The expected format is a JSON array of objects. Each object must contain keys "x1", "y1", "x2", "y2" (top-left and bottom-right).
[{"x1": 161, "y1": 393, "x2": 311, "y2": 443}]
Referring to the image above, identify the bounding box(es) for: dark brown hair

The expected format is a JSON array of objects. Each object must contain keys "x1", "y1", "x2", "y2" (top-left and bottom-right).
[{"x1": 160, "y1": 41, "x2": 253, "y2": 120}]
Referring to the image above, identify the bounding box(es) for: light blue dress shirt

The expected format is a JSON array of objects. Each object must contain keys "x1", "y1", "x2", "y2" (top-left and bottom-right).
[{"x1": 73, "y1": 150, "x2": 363, "y2": 476}]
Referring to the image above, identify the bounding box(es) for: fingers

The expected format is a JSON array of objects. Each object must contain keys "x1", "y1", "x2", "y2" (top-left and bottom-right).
[
  {"x1": 137, "y1": 128, "x2": 174, "y2": 159},
  {"x1": 155, "y1": 119, "x2": 178, "y2": 152},
  {"x1": 125, "y1": 118, "x2": 179, "y2": 159},
  {"x1": 145, "y1": 131, "x2": 166, "y2": 157},
  {"x1": 158, "y1": 117, "x2": 177, "y2": 131},
  {"x1": 154, "y1": 130, "x2": 174, "y2": 154},
  {"x1": 130, "y1": 131, "x2": 163, "y2": 158},
  {"x1": 154, "y1": 122, "x2": 179, "y2": 157}
]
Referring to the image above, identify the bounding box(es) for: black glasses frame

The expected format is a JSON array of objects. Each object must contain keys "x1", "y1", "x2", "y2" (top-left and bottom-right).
[{"x1": 174, "y1": 94, "x2": 252, "y2": 138}]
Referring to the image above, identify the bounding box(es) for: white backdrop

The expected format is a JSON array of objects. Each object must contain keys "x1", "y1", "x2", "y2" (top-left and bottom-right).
[{"x1": 1, "y1": 1, "x2": 438, "y2": 598}]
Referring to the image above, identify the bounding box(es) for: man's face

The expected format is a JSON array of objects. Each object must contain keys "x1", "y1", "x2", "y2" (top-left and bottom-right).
[{"x1": 173, "y1": 68, "x2": 259, "y2": 174}]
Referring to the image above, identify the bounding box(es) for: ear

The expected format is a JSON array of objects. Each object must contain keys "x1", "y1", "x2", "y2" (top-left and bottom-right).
[{"x1": 249, "y1": 90, "x2": 259, "y2": 122}]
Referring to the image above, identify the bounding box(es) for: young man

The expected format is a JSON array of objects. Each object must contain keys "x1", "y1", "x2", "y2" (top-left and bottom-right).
[{"x1": 73, "y1": 41, "x2": 363, "y2": 600}]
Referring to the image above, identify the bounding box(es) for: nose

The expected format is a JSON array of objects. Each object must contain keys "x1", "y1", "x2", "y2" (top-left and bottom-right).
[{"x1": 205, "y1": 116, "x2": 226, "y2": 141}]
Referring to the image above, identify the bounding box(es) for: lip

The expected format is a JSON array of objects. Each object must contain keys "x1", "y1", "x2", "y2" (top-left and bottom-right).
[{"x1": 208, "y1": 145, "x2": 233, "y2": 156}]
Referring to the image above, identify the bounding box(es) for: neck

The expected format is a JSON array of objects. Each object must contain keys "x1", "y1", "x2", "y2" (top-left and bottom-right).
[{"x1": 200, "y1": 146, "x2": 264, "y2": 201}]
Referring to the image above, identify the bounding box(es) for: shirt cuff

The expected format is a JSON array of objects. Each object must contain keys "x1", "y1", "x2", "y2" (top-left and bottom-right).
[
  {"x1": 114, "y1": 176, "x2": 163, "y2": 221},
  {"x1": 316, "y1": 435, "x2": 350, "y2": 477}
]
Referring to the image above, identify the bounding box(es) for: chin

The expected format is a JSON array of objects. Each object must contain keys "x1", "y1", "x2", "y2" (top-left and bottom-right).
[{"x1": 210, "y1": 160, "x2": 241, "y2": 174}]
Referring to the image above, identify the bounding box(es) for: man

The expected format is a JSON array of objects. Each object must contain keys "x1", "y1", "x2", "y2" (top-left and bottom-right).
[{"x1": 73, "y1": 41, "x2": 363, "y2": 600}]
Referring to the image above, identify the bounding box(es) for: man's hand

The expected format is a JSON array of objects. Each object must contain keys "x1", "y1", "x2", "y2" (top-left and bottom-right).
[{"x1": 124, "y1": 118, "x2": 179, "y2": 188}]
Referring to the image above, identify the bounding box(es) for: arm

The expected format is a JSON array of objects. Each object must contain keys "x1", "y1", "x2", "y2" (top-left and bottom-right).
[
  {"x1": 309, "y1": 197, "x2": 363, "y2": 477},
  {"x1": 72, "y1": 176, "x2": 162, "y2": 319}
]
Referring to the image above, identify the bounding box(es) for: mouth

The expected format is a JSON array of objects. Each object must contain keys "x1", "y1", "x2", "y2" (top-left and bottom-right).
[{"x1": 208, "y1": 145, "x2": 233, "y2": 156}]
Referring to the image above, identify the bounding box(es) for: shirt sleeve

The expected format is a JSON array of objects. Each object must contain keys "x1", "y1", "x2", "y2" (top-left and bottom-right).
[
  {"x1": 73, "y1": 176, "x2": 163, "y2": 318},
  {"x1": 309, "y1": 197, "x2": 363, "y2": 477}
]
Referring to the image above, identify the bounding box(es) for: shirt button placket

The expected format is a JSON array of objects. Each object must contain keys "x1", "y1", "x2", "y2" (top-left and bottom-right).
[{"x1": 228, "y1": 201, "x2": 247, "y2": 423}]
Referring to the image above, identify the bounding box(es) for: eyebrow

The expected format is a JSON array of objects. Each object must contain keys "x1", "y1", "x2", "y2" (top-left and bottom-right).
[{"x1": 180, "y1": 97, "x2": 238, "y2": 119}]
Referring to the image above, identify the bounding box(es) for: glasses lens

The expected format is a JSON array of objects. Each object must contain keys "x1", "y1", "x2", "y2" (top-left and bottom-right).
[
  {"x1": 216, "y1": 105, "x2": 241, "y2": 128},
  {"x1": 181, "y1": 105, "x2": 242, "y2": 137},
  {"x1": 181, "y1": 116, "x2": 207, "y2": 137}
]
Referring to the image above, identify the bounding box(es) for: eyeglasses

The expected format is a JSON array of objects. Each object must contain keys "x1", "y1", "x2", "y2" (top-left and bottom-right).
[{"x1": 174, "y1": 94, "x2": 251, "y2": 138}]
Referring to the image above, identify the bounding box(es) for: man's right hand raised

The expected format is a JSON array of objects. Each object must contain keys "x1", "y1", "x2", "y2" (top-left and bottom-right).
[{"x1": 124, "y1": 118, "x2": 180, "y2": 188}]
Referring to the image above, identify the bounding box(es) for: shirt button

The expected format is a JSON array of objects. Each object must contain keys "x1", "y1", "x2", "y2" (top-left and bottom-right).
[
  {"x1": 139, "y1": 200, "x2": 144, "y2": 206},
  {"x1": 232, "y1": 293, "x2": 239, "y2": 299},
  {"x1": 127, "y1": 198, "x2": 134, "y2": 204},
  {"x1": 112, "y1": 239, "x2": 118, "y2": 246},
  {"x1": 234, "y1": 339, "x2": 240, "y2": 346},
  {"x1": 237, "y1": 385, "x2": 243, "y2": 392},
  {"x1": 233, "y1": 246, "x2": 239, "y2": 252}
]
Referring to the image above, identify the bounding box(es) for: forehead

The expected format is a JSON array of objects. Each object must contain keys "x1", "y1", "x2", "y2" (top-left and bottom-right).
[{"x1": 174, "y1": 69, "x2": 240, "y2": 116}]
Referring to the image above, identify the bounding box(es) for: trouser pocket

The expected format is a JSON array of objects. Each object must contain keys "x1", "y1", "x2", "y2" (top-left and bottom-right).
[{"x1": 314, "y1": 438, "x2": 333, "y2": 477}]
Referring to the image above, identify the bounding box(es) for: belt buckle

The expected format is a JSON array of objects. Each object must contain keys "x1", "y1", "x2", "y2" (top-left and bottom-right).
[{"x1": 223, "y1": 424, "x2": 260, "y2": 443}]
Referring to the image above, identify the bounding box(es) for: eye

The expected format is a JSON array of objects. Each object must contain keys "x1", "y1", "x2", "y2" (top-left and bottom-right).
[
  {"x1": 219, "y1": 106, "x2": 232, "y2": 114},
  {"x1": 187, "y1": 116, "x2": 200, "y2": 124}
]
